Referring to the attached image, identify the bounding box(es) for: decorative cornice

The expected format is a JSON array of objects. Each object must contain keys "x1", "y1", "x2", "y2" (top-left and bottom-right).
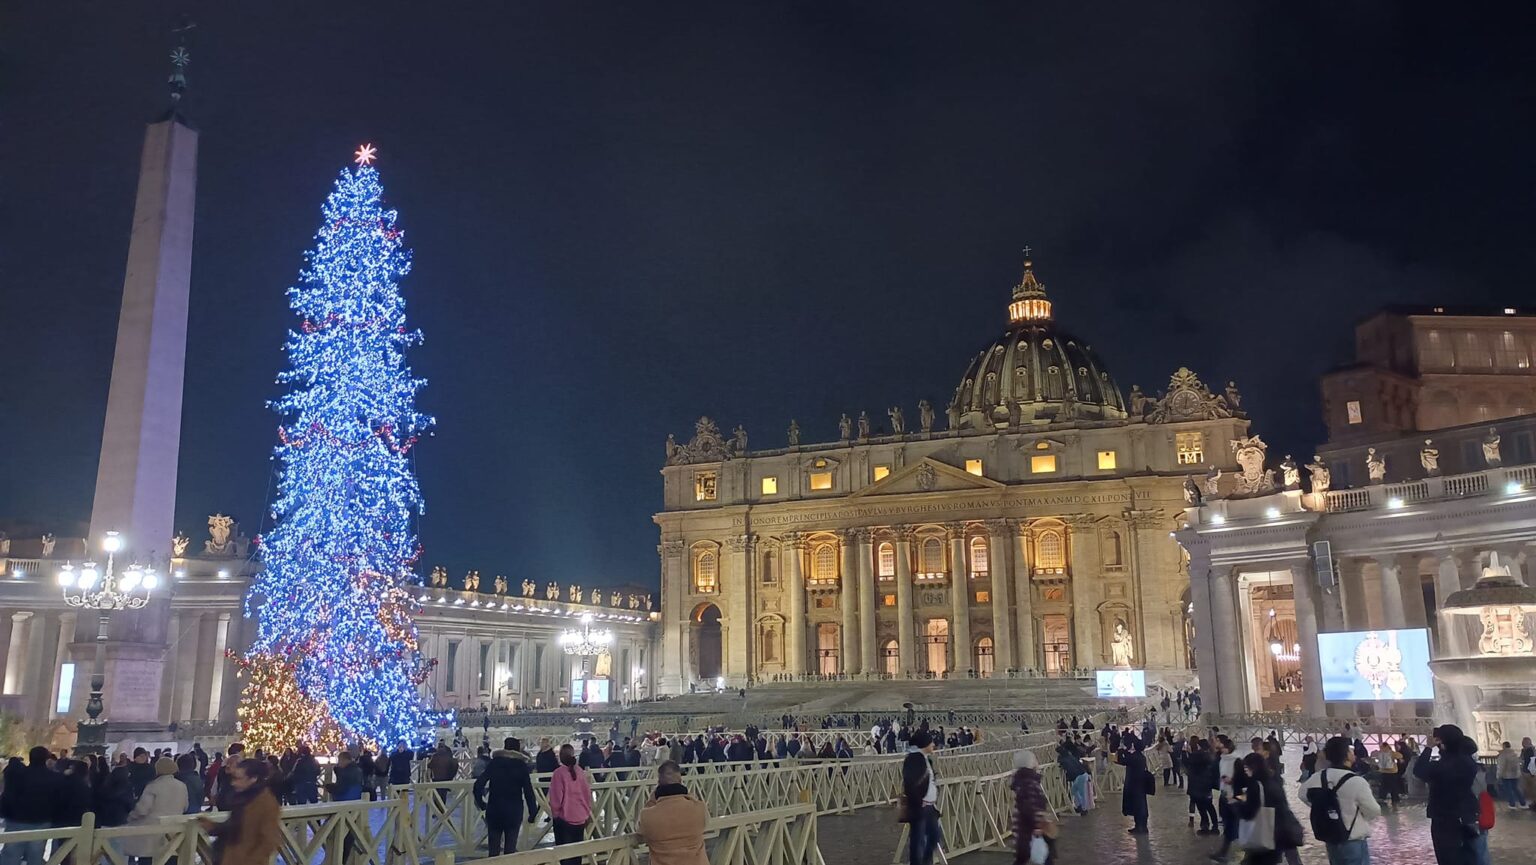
[
  {"x1": 660, "y1": 540, "x2": 685, "y2": 556},
  {"x1": 982, "y1": 518, "x2": 1011, "y2": 536},
  {"x1": 725, "y1": 534, "x2": 754, "y2": 553}
]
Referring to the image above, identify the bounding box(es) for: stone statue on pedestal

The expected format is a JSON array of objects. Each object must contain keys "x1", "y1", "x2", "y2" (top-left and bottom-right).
[
  {"x1": 665, "y1": 434, "x2": 678, "y2": 462},
  {"x1": 732, "y1": 425, "x2": 748, "y2": 454},
  {"x1": 1203, "y1": 465, "x2": 1222, "y2": 498},
  {"x1": 546, "y1": 581, "x2": 559, "y2": 600},
  {"x1": 1421, "y1": 439, "x2": 1440, "y2": 476},
  {"x1": 1182, "y1": 476, "x2": 1202, "y2": 506},
  {"x1": 787, "y1": 420, "x2": 800, "y2": 447},
  {"x1": 1128, "y1": 385, "x2": 1150, "y2": 417},
  {"x1": 1229, "y1": 435, "x2": 1274, "y2": 495},
  {"x1": 1110, "y1": 620, "x2": 1135, "y2": 667},
  {"x1": 494, "y1": 575, "x2": 507, "y2": 595},
  {"x1": 1483, "y1": 427, "x2": 1502, "y2": 467},
  {"x1": 857, "y1": 411, "x2": 870, "y2": 439},
  {"x1": 522, "y1": 578, "x2": 536, "y2": 597},
  {"x1": 590, "y1": 587, "x2": 602, "y2": 605},
  {"x1": 205, "y1": 514, "x2": 236, "y2": 556},
  {"x1": 918, "y1": 400, "x2": 934, "y2": 433},
  {"x1": 888, "y1": 406, "x2": 905, "y2": 435},
  {"x1": 40, "y1": 533, "x2": 56, "y2": 558},
  {"x1": 839, "y1": 414, "x2": 852, "y2": 441},
  {"x1": 171, "y1": 533, "x2": 190, "y2": 558},
  {"x1": 1366, "y1": 447, "x2": 1387, "y2": 484},
  {"x1": 1280, "y1": 455, "x2": 1301, "y2": 490},
  {"x1": 1306, "y1": 455, "x2": 1331, "y2": 495},
  {"x1": 1224, "y1": 381, "x2": 1242, "y2": 410},
  {"x1": 569, "y1": 584, "x2": 583, "y2": 603}
]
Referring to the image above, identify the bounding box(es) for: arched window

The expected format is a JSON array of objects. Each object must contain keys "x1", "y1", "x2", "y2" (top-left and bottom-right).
[
  {"x1": 883, "y1": 640, "x2": 900, "y2": 677},
  {"x1": 975, "y1": 636, "x2": 995, "y2": 677},
  {"x1": 878, "y1": 542, "x2": 896, "y2": 578},
  {"x1": 812, "y1": 544, "x2": 838, "y2": 582},
  {"x1": 921, "y1": 537, "x2": 944, "y2": 575},
  {"x1": 1036, "y1": 530, "x2": 1064, "y2": 570},
  {"x1": 969, "y1": 537, "x2": 989, "y2": 575},
  {"x1": 694, "y1": 551, "x2": 718, "y2": 593}
]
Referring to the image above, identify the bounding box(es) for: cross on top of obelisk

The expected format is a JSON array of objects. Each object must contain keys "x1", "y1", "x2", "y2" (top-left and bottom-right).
[{"x1": 167, "y1": 18, "x2": 196, "y2": 109}]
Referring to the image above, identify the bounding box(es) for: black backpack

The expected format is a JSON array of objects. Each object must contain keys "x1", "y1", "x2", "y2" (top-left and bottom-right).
[{"x1": 1307, "y1": 769, "x2": 1358, "y2": 843}]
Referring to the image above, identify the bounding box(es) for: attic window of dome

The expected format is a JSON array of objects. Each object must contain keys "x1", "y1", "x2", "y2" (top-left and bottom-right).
[
  {"x1": 1100, "y1": 372, "x2": 1109, "y2": 380},
  {"x1": 1078, "y1": 367, "x2": 1088, "y2": 377},
  {"x1": 1015, "y1": 367, "x2": 1027, "y2": 375},
  {"x1": 1048, "y1": 365, "x2": 1059, "y2": 374},
  {"x1": 1043, "y1": 339, "x2": 1054, "y2": 349}
]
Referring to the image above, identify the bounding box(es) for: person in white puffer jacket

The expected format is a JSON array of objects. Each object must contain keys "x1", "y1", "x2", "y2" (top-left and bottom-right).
[
  {"x1": 122, "y1": 757, "x2": 190, "y2": 862},
  {"x1": 1301, "y1": 736, "x2": 1382, "y2": 865}
]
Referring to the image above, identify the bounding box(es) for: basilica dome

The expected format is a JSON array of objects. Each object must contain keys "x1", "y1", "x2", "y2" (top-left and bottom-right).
[{"x1": 948, "y1": 258, "x2": 1127, "y2": 430}]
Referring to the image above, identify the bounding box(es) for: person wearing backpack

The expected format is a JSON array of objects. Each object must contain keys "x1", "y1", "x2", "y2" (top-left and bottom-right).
[{"x1": 1302, "y1": 736, "x2": 1381, "y2": 865}]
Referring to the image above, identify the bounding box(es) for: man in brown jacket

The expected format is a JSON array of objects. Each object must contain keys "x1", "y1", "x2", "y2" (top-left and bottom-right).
[{"x1": 638, "y1": 761, "x2": 708, "y2": 865}]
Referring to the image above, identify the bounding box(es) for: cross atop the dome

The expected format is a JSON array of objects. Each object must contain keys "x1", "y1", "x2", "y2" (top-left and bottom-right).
[
  {"x1": 1022, "y1": 245, "x2": 1033, "y2": 259},
  {"x1": 354, "y1": 143, "x2": 378, "y2": 166}
]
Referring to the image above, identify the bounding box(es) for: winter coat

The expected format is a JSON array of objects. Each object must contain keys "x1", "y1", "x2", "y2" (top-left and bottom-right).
[
  {"x1": 209, "y1": 787, "x2": 281, "y2": 865},
  {"x1": 638, "y1": 786, "x2": 709, "y2": 865},
  {"x1": 328, "y1": 764, "x2": 364, "y2": 801},
  {"x1": 1496, "y1": 748, "x2": 1521, "y2": 780},
  {"x1": 474, "y1": 750, "x2": 538, "y2": 825},
  {"x1": 1414, "y1": 747, "x2": 1480, "y2": 823},
  {"x1": 428, "y1": 748, "x2": 459, "y2": 782},
  {"x1": 288, "y1": 755, "x2": 321, "y2": 801},
  {"x1": 388, "y1": 750, "x2": 415, "y2": 785},
  {"x1": 1118, "y1": 750, "x2": 1149, "y2": 816},
  {"x1": 535, "y1": 748, "x2": 560, "y2": 775},
  {"x1": 122, "y1": 775, "x2": 191, "y2": 857},
  {"x1": 1010, "y1": 768, "x2": 1051, "y2": 864},
  {"x1": 548, "y1": 766, "x2": 594, "y2": 826},
  {"x1": 0, "y1": 762, "x2": 63, "y2": 824},
  {"x1": 178, "y1": 770, "x2": 206, "y2": 814}
]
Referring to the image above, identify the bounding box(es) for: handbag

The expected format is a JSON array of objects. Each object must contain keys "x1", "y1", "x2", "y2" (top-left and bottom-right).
[
  {"x1": 1028, "y1": 835, "x2": 1050, "y2": 865},
  {"x1": 1238, "y1": 783, "x2": 1277, "y2": 852}
]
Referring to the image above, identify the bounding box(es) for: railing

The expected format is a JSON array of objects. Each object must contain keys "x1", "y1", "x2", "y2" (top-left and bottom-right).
[
  {"x1": 431, "y1": 803, "x2": 823, "y2": 865},
  {"x1": 0, "y1": 557, "x2": 44, "y2": 577},
  {"x1": 1444, "y1": 472, "x2": 1489, "y2": 497},
  {"x1": 1199, "y1": 712, "x2": 1435, "y2": 746},
  {"x1": 1323, "y1": 464, "x2": 1536, "y2": 512},
  {"x1": 1383, "y1": 479, "x2": 1429, "y2": 504},
  {"x1": 1325, "y1": 488, "x2": 1372, "y2": 512},
  {"x1": 887, "y1": 750, "x2": 1126, "y2": 862},
  {"x1": 0, "y1": 797, "x2": 417, "y2": 865}
]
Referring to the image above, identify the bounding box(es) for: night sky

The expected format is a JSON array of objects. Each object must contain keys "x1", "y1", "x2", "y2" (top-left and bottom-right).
[{"x1": 4, "y1": 3, "x2": 1533, "y2": 590}]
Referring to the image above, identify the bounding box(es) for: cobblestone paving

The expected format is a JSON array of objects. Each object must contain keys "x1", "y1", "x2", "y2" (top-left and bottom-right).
[{"x1": 818, "y1": 776, "x2": 1536, "y2": 865}]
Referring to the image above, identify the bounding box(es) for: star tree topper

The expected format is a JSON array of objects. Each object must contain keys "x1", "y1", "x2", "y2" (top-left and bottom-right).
[{"x1": 354, "y1": 143, "x2": 378, "y2": 166}]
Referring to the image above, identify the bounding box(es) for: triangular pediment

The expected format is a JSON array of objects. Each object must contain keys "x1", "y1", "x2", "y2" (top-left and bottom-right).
[{"x1": 848, "y1": 457, "x2": 1005, "y2": 498}]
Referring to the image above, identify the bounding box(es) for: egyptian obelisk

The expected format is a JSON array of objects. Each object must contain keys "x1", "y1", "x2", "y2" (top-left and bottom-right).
[{"x1": 74, "y1": 38, "x2": 198, "y2": 730}]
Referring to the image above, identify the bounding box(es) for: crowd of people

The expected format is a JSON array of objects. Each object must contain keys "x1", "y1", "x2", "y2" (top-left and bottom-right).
[{"x1": 0, "y1": 744, "x2": 284, "y2": 865}]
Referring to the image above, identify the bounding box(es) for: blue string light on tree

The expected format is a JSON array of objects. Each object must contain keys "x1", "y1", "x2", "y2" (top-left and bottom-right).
[{"x1": 238, "y1": 143, "x2": 439, "y2": 751}]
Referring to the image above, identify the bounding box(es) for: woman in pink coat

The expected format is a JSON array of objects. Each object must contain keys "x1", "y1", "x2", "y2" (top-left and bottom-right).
[{"x1": 548, "y1": 743, "x2": 593, "y2": 865}]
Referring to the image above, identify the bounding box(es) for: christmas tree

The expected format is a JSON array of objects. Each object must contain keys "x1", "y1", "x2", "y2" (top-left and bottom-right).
[{"x1": 239, "y1": 144, "x2": 436, "y2": 751}]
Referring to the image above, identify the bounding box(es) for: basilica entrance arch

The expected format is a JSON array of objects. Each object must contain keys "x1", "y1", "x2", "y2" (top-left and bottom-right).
[{"x1": 692, "y1": 603, "x2": 723, "y2": 683}]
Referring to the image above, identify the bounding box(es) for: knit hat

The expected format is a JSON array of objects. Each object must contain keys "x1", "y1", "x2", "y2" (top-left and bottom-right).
[
  {"x1": 155, "y1": 757, "x2": 177, "y2": 776},
  {"x1": 1013, "y1": 750, "x2": 1039, "y2": 771}
]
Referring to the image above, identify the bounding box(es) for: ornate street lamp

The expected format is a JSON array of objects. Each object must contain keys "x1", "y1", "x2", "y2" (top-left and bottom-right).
[
  {"x1": 56, "y1": 531, "x2": 158, "y2": 754},
  {"x1": 559, "y1": 613, "x2": 614, "y2": 657}
]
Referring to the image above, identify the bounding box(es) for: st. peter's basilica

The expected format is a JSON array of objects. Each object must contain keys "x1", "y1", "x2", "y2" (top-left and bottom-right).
[{"x1": 655, "y1": 257, "x2": 1249, "y2": 692}]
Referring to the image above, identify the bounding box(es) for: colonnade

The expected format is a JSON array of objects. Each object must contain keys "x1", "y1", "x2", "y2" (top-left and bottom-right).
[{"x1": 1191, "y1": 542, "x2": 1532, "y2": 718}]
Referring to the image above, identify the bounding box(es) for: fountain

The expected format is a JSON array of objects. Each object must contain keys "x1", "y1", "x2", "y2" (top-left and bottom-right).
[{"x1": 1429, "y1": 551, "x2": 1536, "y2": 751}]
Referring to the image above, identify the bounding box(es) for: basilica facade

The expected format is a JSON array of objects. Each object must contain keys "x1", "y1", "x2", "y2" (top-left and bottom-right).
[{"x1": 654, "y1": 258, "x2": 1248, "y2": 693}]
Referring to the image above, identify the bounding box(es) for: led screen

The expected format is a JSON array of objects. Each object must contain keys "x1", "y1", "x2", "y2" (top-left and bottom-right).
[
  {"x1": 584, "y1": 679, "x2": 610, "y2": 705},
  {"x1": 1095, "y1": 669, "x2": 1146, "y2": 698},
  {"x1": 1316, "y1": 628, "x2": 1434, "y2": 701}
]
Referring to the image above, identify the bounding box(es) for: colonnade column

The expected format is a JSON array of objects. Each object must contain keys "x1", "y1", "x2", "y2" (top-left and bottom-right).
[
  {"x1": 20, "y1": 613, "x2": 54, "y2": 721},
  {"x1": 29, "y1": 613, "x2": 62, "y2": 722},
  {"x1": 190, "y1": 613, "x2": 217, "y2": 720},
  {"x1": 840, "y1": 530, "x2": 860, "y2": 674},
  {"x1": 1209, "y1": 567, "x2": 1246, "y2": 714},
  {"x1": 2, "y1": 612, "x2": 31, "y2": 695},
  {"x1": 786, "y1": 534, "x2": 808, "y2": 676},
  {"x1": 1285, "y1": 560, "x2": 1326, "y2": 718},
  {"x1": 945, "y1": 525, "x2": 971, "y2": 675},
  {"x1": 856, "y1": 530, "x2": 876, "y2": 676},
  {"x1": 1012, "y1": 523, "x2": 1035, "y2": 671},
  {"x1": 894, "y1": 528, "x2": 916, "y2": 674},
  {"x1": 985, "y1": 520, "x2": 1013, "y2": 676},
  {"x1": 1185, "y1": 547, "x2": 1222, "y2": 703}
]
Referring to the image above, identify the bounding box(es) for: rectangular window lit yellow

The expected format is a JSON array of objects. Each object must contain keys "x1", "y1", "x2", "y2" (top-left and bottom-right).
[
  {"x1": 883, "y1": 594, "x2": 897, "y2": 607},
  {"x1": 1031, "y1": 455, "x2": 1057, "y2": 473},
  {"x1": 809, "y1": 471, "x2": 833, "y2": 491},
  {"x1": 975, "y1": 590, "x2": 991, "y2": 604},
  {"x1": 873, "y1": 465, "x2": 890, "y2": 482},
  {"x1": 761, "y1": 476, "x2": 778, "y2": 495},
  {"x1": 694, "y1": 472, "x2": 718, "y2": 501},
  {"x1": 1097, "y1": 450, "x2": 1116, "y2": 470},
  {"x1": 965, "y1": 459, "x2": 984, "y2": 476}
]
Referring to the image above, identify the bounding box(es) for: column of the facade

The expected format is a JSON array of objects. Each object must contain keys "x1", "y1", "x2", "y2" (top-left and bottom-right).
[
  {"x1": 0, "y1": 612, "x2": 13, "y2": 699},
  {"x1": 839, "y1": 531, "x2": 860, "y2": 674},
  {"x1": 29, "y1": 613, "x2": 62, "y2": 722},
  {"x1": 894, "y1": 528, "x2": 916, "y2": 674},
  {"x1": 1285, "y1": 561, "x2": 1327, "y2": 718},
  {"x1": 190, "y1": 613, "x2": 217, "y2": 721},
  {"x1": 659, "y1": 540, "x2": 685, "y2": 693},
  {"x1": 1187, "y1": 552, "x2": 1222, "y2": 701},
  {"x1": 945, "y1": 526, "x2": 971, "y2": 675},
  {"x1": 217, "y1": 613, "x2": 246, "y2": 722},
  {"x1": 1012, "y1": 523, "x2": 1036, "y2": 671},
  {"x1": 856, "y1": 530, "x2": 876, "y2": 675},
  {"x1": 1372, "y1": 555, "x2": 1409, "y2": 715},
  {"x1": 20, "y1": 613, "x2": 54, "y2": 722},
  {"x1": 1066, "y1": 517, "x2": 1100, "y2": 667},
  {"x1": 207, "y1": 613, "x2": 231, "y2": 720},
  {"x1": 985, "y1": 520, "x2": 1013, "y2": 675},
  {"x1": 786, "y1": 534, "x2": 808, "y2": 676},
  {"x1": 725, "y1": 534, "x2": 752, "y2": 685},
  {"x1": 159, "y1": 611, "x2": 179, "y2": 722},
  {"x1": 1209, "y1": 567, "x2": 1246, "y2": 714},
  {"x1": 4, "y1": 612, "x2": 32, "y2": 695}
]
